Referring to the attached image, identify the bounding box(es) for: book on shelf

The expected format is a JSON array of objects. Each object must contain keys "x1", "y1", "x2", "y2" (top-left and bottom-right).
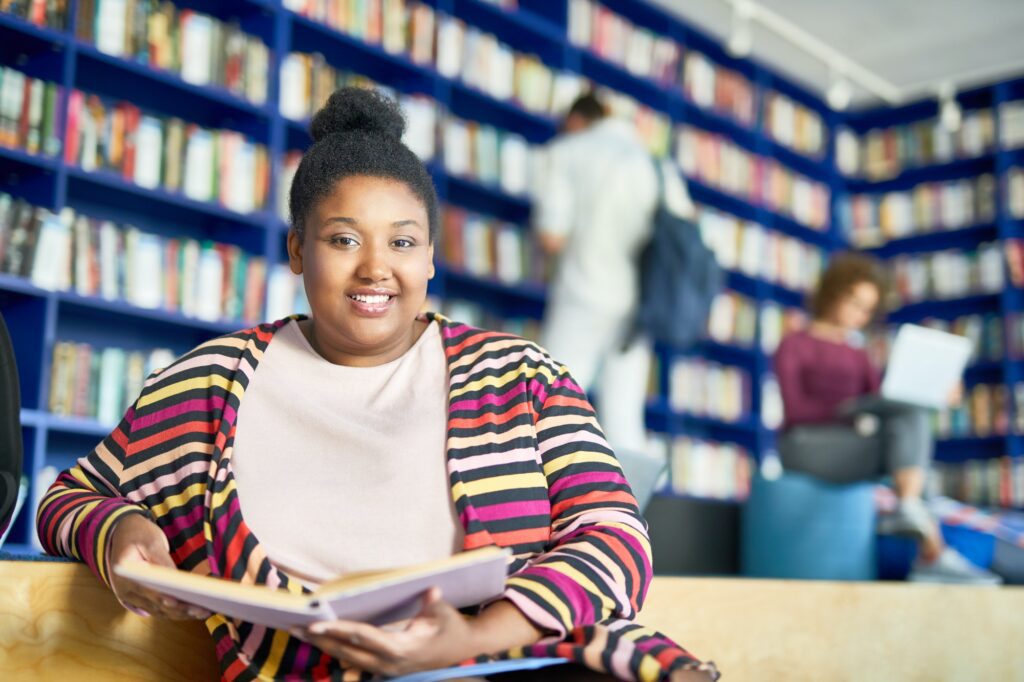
[
  {"x1": 650, "y1": 434, "x2": 750, "y2": 501},
  {"x1": 836, "y1": 108, "x2": 995, "y2": 180},
  {"x1": 676, "y1": 126, "x2": 830, "y2": 231},
  {"x1": 1, "y1": 0, "x2": 69, "y2": 28},
  {"x1": 934, "y1": 457, "x2": 1024, "y2": 510},
  {"x1": 440, "y1": 205, "x2": 548, "y2": 287},
  {"x1": 681, "y1": 52, "x2": 755, "y2": 128},
  {"x1": 697, "y1": 207, "x2": 824, "y2": 293},
  {"x1": 934, "y1": 382, "x2": 1011, "y2": 440},
  {"x1": 0, "y1": 193, "x2": 268, "y2": 322},
  {"x1": 762, "y1": 91, "x2": 825, "y2": 159},
  {"x1": 887, "y1": 243, "x2": 1004, "y2": 306},
  {"x1": 759, "y1": 302, "x2": 807, "y2": 355},
  {"x1": 0, "y1": 66, "x2": 62, "y2": 156},
  {"x1": 1005, "y1": 168, "x2": 1024, "y2": 219},
  {"x1": 999, "y1": 100, "x2": 1024, "y2": 150},
  {"x1": 64, "y1": 89, "x2": 270, "y2": 212},
  {"x1": 442, "y1": 114, "x2": 534, "y2": 196},
  {"x1": 79, "y1": 0, "x2": 270, "y2": 105},
  {"x1": 49, "y1": 340, "x2": 176, "y2": 425},
  {"x1": 115, "y1": 546, "x2": 510, "y2": 631},
  {"x1": 843, "y1": 174, "x2": 996, "y2": 248},
  {"x1": 705, "y1": 290, "x2": 757, "y2": 348},
  {"x1": 669, "y1": 357, "x2": 750, "y2": 424},
  {"x1": 266, "y1": 262, "x2": 310, "y2": 322}
]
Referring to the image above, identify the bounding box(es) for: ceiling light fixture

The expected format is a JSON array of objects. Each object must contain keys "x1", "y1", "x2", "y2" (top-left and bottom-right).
[
  {"x1": 938, "y1": 81, "x2": 962, "y2": 132},
  {"x1": 826, "y1": 66, "x2": 853, "y2": 111},
  {"x1": 727, "y1": 0, "x2": 754, "y2": 58}
]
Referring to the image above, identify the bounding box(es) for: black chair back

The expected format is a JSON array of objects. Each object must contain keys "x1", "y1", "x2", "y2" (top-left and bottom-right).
[{"x1": 0, "y1": 311, "x2": 22, "y2": 539}]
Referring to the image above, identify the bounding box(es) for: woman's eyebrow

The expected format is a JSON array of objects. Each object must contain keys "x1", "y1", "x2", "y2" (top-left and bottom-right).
[
  {"x1": 392, "y1": 219, "x2": 422, "y2": 229},
  {"x1": 323, "y1": 216, "x2": 358, "y2": 226}
]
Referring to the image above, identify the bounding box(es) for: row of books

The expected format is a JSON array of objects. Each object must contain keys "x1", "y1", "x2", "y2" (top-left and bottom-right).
[
  {"x1": 834, "y1": 108, "x2": 996, "y2": 180},
  {"x1": 423, "y1": 294, "x2": 541, "y2": 342},
  {"x1": 933, "y1": 457, "x2": 1024, "y2": 509},
  {"x1": 760, "y1": 374, "x2": 784, "y2": 430},
  {"x1": 676, "y1": 126, "x2": 831, "y2": 231},
  {"x1": 1, "y1": 0, "x2": 67, "y2": 28},
  {"x1": 759, "y1": 303, "x2": 807, "y2": 355},
  {"x1": 697, "y1": 208, "x2": 825, "y2": 294},
  {"x1": 866, "y1": 314, "x2": 1004, "y2": 368},
  {"x1": 65, "y1": 90, "x2": 271, "y2": 213},
  {"x1": 567, "y1": 0, "x2": 681, "y2": 87},
  {"x1": 762, "y1": 91, "x2": 826, "y2": 160},
  {"x1": 283, "y1": 0, "x2": 437, "y2": 66},
  {"x1": 934, "y1": 382, "x2": 1011, "y2": 440},
  {"x1": 599, "y1": 85, "x2": 671, "y2": 156},
  {"x1": 48, "y1": 340, "x2": 175, "y2": 426},
  {"x1": 658, "y1": 435, "x2": 752, "y2": 502},
  {"x1": 886, "y1": 243, "x2": 1004, "y2": 306},
  {"x1": 0, "y1": 194, "x2": 269, "y2": 323},
  {"x1": 0, "y1": 67, "x2": 62, "y2": 156},
  {"x1": 1006, "y1": 168, "x2": 1024, "y2": 219},
  {"x1": 442, "y1": 115, "x2": 533, "y2": 197},
  {"x1": 842, "y1": 174, "x2": 997, "y2": 247},
  {"x1": 439, "y1": 205, "x2": 548, "y2": 287},
  {"x1": 706, "y1": 290, "x2": 757, "y2": 348},
  {"x1": 668, "y1": 358, "x2": 750, "y2": 424},
  {"x1": 998, "y1": 100, "x2": 1024, "y2": 150},
  {"x1": 682, "y1": 52, "x2": 756, "y2": 129},
  {"x1": 78, "y1": 0, "x2": 270, "y2": 105},
  {"x1": 435, "y1": 14, "x2": 562, "y2": 116}
]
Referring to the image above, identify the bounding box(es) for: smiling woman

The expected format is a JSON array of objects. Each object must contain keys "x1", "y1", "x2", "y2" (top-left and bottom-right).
[{"x1": 36, "y1": 87, "x2": 718, "y2": 681}]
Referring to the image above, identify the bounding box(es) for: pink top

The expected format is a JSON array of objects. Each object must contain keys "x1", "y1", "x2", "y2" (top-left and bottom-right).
[
  {"x1": 774, "y1": 329, "x2": 882, "y2": 431},
  {"x1": 231, "y1": 319, "x2": 463, "y2": 586}
]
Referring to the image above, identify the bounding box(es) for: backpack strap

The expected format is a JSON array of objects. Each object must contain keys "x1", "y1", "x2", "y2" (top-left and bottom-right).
[{"x1": 651, "y1": 156, "x2": 666, "y2": 209}]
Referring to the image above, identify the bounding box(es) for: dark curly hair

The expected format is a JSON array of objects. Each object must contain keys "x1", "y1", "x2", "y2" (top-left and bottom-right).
[
  {"x1": 810, "y1": 252, "x2": 886, "y2": 321},
  {"x1": 288, "y1": 87, "x2": 439, "y2": 242}
]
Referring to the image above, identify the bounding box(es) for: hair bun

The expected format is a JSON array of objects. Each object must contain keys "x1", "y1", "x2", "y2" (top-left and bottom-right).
[{"x1": 310, "y1": 87, "x2": 406, "y2": 143}]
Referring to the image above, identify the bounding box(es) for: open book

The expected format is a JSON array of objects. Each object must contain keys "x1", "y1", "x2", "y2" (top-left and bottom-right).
[{"x1": 114, "y1": 546, "x2": 510, "y2": 631}]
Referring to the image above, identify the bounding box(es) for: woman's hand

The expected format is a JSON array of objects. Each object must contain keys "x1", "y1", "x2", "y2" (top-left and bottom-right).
[
  {"x1": 297, "y1": 588, "x2": 493, "y2": 676},
  {"x1": 107, "y1": 513, "x2": 211, "y2": 620}
]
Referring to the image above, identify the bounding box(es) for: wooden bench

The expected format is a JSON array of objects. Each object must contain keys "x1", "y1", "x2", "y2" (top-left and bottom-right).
[{"x1": 2, "y1": 560, "x2": 1022, "y2": 680}]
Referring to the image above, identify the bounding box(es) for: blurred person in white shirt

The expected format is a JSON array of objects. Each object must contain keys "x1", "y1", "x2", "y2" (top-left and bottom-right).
[{"x1": 534, "y1": 92, "x2": 694, "y2": 461}]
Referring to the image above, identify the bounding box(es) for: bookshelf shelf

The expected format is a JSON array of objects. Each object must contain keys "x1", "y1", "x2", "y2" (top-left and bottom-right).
[
  {"x1": 934, "y1": 435, "x2": 1006, "y2": 463},
  {"x1": 575, "y1": 49, "x2": 669, "y2": 113},
  {"x1": 0, "y1": 273, "x2": 49, "y2": 299},
  {"x1": 451, "y1": 0, "x2": 566, "y2": 52},
  {"x1": 685, "y1": 176, "x2": 762, "y2": 224},
  {"x1": 55, "y1": 291, "x2": 250, "y2": 336},
  {"x1": 18, "y1": 408, "x2": 43, "y2": 427},
  {"x1": 441, "y1": 171, "x2": 532, "y2": 222},
  {"x1": 0, "y1": 11, "x2": 67, "y2": 48},
  {"x1": 63, "y1": 166, "x2": 272, "y2": 231},
  {"x1": 860, "y1": 222, "x2": 999, "y2": 258},
  {"x1": 887, "y1": 293, "x2": 1001, "y2": 324},
  {"x1": 448, "y1": 81, "x2": 558, "y2": 143},
  {"x1": 41, "y1": 414, "x2": 115, "y2": 439},
  {"x1": 761, "y1": 136, "x2": 831, "y2": 181},
  {"x1": 437, "y1": 265, "x2": 547, "y2": 306},
  {"x1": 73, "y1": 42, "x2": 273, "y2": 122},
  {"x1": 0, "y1": 145, "x2": 60, "y2": 173},
  {"x1": 678, "y1": 97, "x2": 760, "y2": 154},
  {"x1": 845, "y1": 154, "x2": 997, "y2": 193}
]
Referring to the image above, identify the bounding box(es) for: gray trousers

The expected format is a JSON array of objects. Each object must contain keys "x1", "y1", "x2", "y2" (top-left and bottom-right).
[{"x1": 778, "y1": 405, "x2": 933, "y2": 485}]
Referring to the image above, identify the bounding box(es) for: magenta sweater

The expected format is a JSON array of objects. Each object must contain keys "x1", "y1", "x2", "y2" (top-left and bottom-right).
[{"x1": 774, "y1": 329, "x2": 881, "y2": 430}]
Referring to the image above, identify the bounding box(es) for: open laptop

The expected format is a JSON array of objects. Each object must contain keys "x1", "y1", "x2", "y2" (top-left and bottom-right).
[{"x1": 841, "y1": 323, "x2": 973, "y2": 417}]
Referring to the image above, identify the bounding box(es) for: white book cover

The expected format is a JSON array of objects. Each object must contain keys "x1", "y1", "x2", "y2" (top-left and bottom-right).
[
  {"x1": 279, "y1": 53, "x2": 310, "y2": 121},
  {"x1": 30, "y1": 209, "x2": 72, "y2": 291},
  {"x1": 462, "y1": 216, "x2": 490, "y2": 277},
  {"x1": 80, "y1": 105, "x2": 99, "y2": 172},
  {"x1": 195, "y1": 244, "x2": 224, "y2": 321},
  {"x1": 180, "y1": 13, "x2": 214, "y2": 86},
  {"x1": 442, "y1": 118, "x2": 471, "y2": 176},
  {"x1": 131, "y1": 230, "x2": 165, "y2": 310},
  {"x1": 2, "y1": 69, "x2": 25, "y2": 130},
  {"x1": 179, "y1": 238, "x2": 200, "y2": 318},
  {"x1": 184, "y1": 128, "x2": 215, "y2": 202},
  {"x1": 95, "y1": 0, "x2": 128, "y2": 57},
  {"x1": 98, "y1": 220, "x2": 120, "y2": 301},
  {"x1": 72, "y1": 214, "x2": 94, "y2": 296},
  {"x1": 26, "y1": 79, "x2": 44, "y2": 153},
  {"x1": 435, "y1": 16, "x2": 465, "y2": 80},
  {"x1": 567, "y1": 0, "x2": 592, "y2": 47},
  {"x1": 499, "y1": 134, "x2": 529, "y2": 196},
  {"x1": 96, "y1": 347, "x2": 126, "y2": 426},
  {"x1": 402, "y1": 96, "x2": 436, "y2": 162},
  {"x1": 265, "y1": 263, "x2": 299, "y2": 321},
  {"x1": 134, "y1": 115, "x2": 165, "y2": 190},
  {"x1": 226, "y1": 137, "x2": 256, "y2": 214},
  {"x1": 494, "y1": 224, "x2": 522, "y2": 284}
]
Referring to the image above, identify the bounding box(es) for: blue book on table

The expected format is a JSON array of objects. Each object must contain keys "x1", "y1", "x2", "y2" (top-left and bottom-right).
[{"x1": 390, "y1": 657, "x2": 568, "y2": 681}]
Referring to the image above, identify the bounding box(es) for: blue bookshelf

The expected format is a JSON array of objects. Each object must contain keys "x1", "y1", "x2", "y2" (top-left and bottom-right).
[{"x1": 4, "y1": 0, "x2": 1020, "y2": 550}]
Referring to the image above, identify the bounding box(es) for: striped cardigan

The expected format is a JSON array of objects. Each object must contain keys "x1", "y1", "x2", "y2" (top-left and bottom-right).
[{"x1": 37, "y1": 314, "x2": 718, "y2": 681}]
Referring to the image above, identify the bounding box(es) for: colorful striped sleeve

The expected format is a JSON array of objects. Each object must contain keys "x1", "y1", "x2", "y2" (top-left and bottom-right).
[
  {"x1": 502, "y1": 361, "x2": 653, "y2": 639},
  {"x1": 35, "y1": 402, "x2": 151, "y2": 588}
]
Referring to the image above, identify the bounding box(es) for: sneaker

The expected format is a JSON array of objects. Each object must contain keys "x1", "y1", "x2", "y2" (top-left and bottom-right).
[
  {"x1": 877, "y1": 497, "x2": 937, "y2": 541},
  {"x1": 908, "y1": 547, "x2": 1003, "y2": 586}
]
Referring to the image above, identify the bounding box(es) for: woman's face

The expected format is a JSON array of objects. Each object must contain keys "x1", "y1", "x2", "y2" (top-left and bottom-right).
[
  {"x1": 831, "y1": 281, "x2": 879, "y2": 332},
  {"x1": 287, "y1": 175, "x2": 434, "y2": 366}
]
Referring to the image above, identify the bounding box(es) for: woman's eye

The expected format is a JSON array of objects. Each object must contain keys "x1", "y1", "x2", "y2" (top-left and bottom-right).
[
  {"x1": 329, "y1": 236, "x2": 357, "y2": 247},
  {"x1": 393, "y1": 238, "x2": 415, "y2": 248}
]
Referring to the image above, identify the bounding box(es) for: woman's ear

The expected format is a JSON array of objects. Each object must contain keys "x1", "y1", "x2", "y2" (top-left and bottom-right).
[
  {"x1": 427, "y1": 243, "x2": 435, "y2": 280},
  {"x1": 287, "y1": 229, "x2": 303, "y2": 275}
]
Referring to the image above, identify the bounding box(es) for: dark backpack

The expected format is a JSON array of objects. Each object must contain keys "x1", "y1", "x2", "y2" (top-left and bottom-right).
[{"x1": 632, "y1": 161, "x2": 724, "y2": 349}]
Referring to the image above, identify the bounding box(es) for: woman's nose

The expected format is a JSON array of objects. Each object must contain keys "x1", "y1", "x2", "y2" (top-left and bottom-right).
[{"x1": 356, "y1": 246, "x2": 391, "y2": 282}]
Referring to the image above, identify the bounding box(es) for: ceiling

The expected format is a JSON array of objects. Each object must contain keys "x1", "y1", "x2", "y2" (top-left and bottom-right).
[{"x1": 648, "y1": 0, "x2": 1024, "y2": 109}]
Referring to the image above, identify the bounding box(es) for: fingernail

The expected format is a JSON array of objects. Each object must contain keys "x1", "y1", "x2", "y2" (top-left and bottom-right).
[{"x1": 309, "y1": 623, "x2": 327, "y2": 635}]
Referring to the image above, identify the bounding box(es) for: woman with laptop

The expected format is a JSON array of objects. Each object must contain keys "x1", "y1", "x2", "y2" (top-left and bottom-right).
[{"x1": 774, "y1": 253, "x2": 999, "y2": 585}]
